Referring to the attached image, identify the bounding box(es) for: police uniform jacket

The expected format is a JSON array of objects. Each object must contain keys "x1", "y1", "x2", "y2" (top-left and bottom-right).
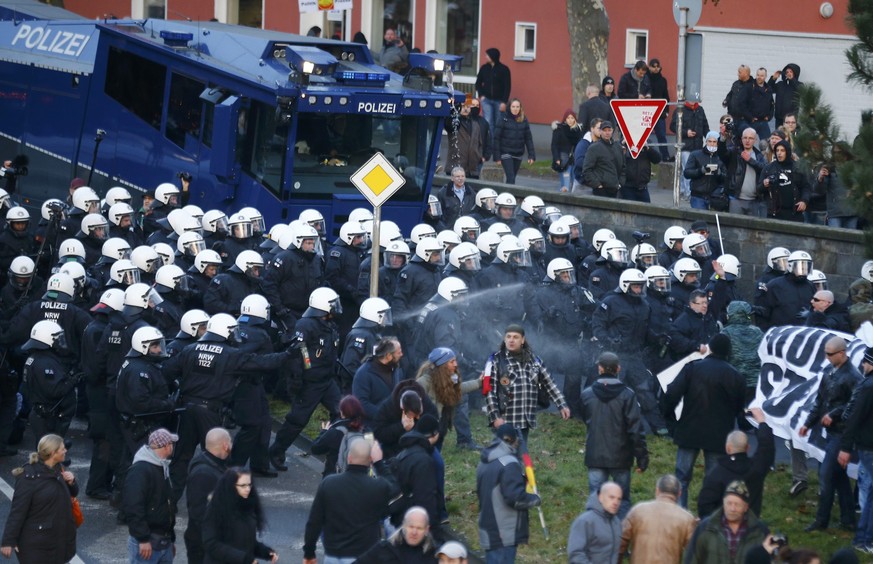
[
  {"x1": 414, "y1": 295, "x2": 464, "y2": 367},
  {"x1": 261, "y1": 247, "x2": 323, "y2": 318},
  {"x1": 215, "y1": 236, "x2": 255, "y2": 268},
  {"x1": 115, "y1": 355, "x2": 173, "y2": 417},
  {"x1": 0, "y1": 226, "x2": 36, "y2": 280},
  {"x1": 5, "y1": 298, "x2": 91, "y2": 363},
  {"x1": 591, "y1": 290, "x2": 652, "y2": 352},
  {"x1": 340, "y1": 321, "x2": 381, "y2": 384},
  {"x1": 203, "y1": 271, "x2": 260, "y2": 315},
  {"x1": 109, "y1": 224, "x2": 144, "y2": 248},
  {"x1": 95, "y1": 313, "x2": 148, "y2": 390},
  {"x1": 0, "y1": 276, "x2": 44, "y2": 322},
  {"x1": 233, "y1": 319, "x2": 274, "y2": 426},
  {"x1": 182, "y1": 267, "x2": 212, "y2": 310},
  {"x1": 588, "y1": 263, "x2": 623, "y2": 301},
  {"x1": 81, "y1": 313, "x2": 110, "y2": 385},
  {"x1": 393, "y1": 258, "x2": 442, "y2": 316},
  {"x1": 24, "y1": 349, "x2": 76, "y2": 407},
  {"x1": 291, "y1": 316, "x2": 339, "y2": 384},
  {"x1": 762, "y1": 273, "x2": 815, "y2": 328},
  {"x1": 75, "y1": 233, "x2": 102, "y2": 266},
  {"x1": 530, "y1": 280, "x2": 592, "y2": 339},
  {"x1": 324, "y1": 241, "x2": 363, "y2": 303}
]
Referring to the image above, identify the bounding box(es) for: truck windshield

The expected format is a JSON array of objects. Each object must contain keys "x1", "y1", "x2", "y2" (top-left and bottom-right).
[{"x1": 290, "y1": 113, "x2": 440, "y2": 202}]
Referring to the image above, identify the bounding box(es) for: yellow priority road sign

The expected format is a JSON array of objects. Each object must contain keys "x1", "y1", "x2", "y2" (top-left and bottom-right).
[{"x1": 349, "y1": 152, "x2": 406, "y2": 208}]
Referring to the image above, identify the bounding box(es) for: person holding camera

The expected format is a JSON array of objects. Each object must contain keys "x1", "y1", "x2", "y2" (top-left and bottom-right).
[
  {"x1": 719, "y1": 127, "x2": 768, "y2": 217},
  {"x1": 683, "y1": 131, "x2": 727, "y2": 210}
]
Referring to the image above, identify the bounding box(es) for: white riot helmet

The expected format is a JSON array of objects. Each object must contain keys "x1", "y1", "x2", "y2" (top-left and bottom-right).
[
  {"x1": 645, "y1": 265, "x2": 672, "y2": 295},
  {"x1": 475, "y1": 188, "x2": 498, "y2": 213},
  {"x1": 58, "y1": 238, "x2": 86, "y2": 264},
  {"x1": 130, "y1": 326, "x2": 167, "y2": 358},
  {"x1": 437, "y1": 277, "x2": 468, "y2": 302},
  {"x1": 768, "y1": 247, "x2": 791, "y2": 273},
  {"x1": 290, "y1": 222, "x2": 319, "y2": 253},
  {"x1": 630, "y1": 243, "x2": 658, "y2": 269},
  {"x1": 105, "y1": 187, "x2": 132, "y2": 206},
  {"x1": 426, "y1": 194, "x2": 442, "y2": 218},
  {"x1": 340, "y1": 221, "x2": 367, "y2": 248},
  {"x1": 202, "y1": 210, "x2": 229, "y2": 234},
  {"x1": 107, "y1": 203, "x2": 135, "y2": 227},
  {"x1": 177, "y1": 232, "x2": 206, "y2": 257},
  {"x1": 124, "y1": 283, "x2": 163, "y2": 311},
  {"x1": 177, "y1": 309, "x2": 210, "y2": 338},
  {"x1": 227, "y1": 213, "x2": 253, "y2": 240},
  {"x1": 519, "y1": 228, "x2": 545, "y2": 254},
  {"x1": 477, "y1": 231, "x2": 502, "y2": 257},
  {"x1": 182, "y1": 204, "x2": 204, "y2": 221},
  {"x1": 131, "y1": 245, "x2": 160, "y2": 274},
  {"x1": 109, "y1": 259, "x2": 141, "y2": 286},
  {"x1": 487, "y1": 222, "x2": 512, "y2": 239},
  {"x1": 600, "y1": 239, "x2": 629, "y2": 265},
  {"x1": 238, "y1": 207, "x2": 265, "y2": 234},
  {"x1": 152, "y1": 242, "x2": 175, "y2": 267},
  {"x1": 164, "y1": 209, "x2": 198, "y2": 237},
  {"x1": 203, "y1": 313, "x2": 240, "y2": 342},
  {"x1": 154, "y1": 182, "x2": 180, "y2": 206},
  {"x1": 495, "y1": 236, "x2": 532, "y2": 268},
  {"x1": 348, "y1": 208, "x2": 374, "y2": 229},
  {"x1": 59, "y1": 262, "x2": 86, "y2": 290},
  {"x1": 863, "y1": 260, "x2": 873, "y2": 283},
  {"x1": 547, "y1": 258, "x2": 576, "y2": 285},
  {"x1": 663, "y1": 226, "x2": 688, "y2": 250},
  {"x1": 716, "y1": 254, "x2": 741, "y2": 280},
  {"x1": 5, "y1": 206, "x2": 29, "y2": 230},
  {"x1": 542, "y1": 206, "x2": 563, "y2": 228},
  {"x1": 155, "y1": 264, "x2": 185, "y2": 293},
  {"x1": 672, "y1": 257, "x2": 702, "y2": 284},
  {"x1": 240, "y1": 294, "x2": 271, "y2": 322},
  {"x1": 71, "y1": 187, "x2": 100, "y2": 214},
  {"x1": 44, "y1": 272, "x2": 75, "y2": 302},
  {"x1": 682, "y1": 233, "x2": 711, "y2": 259},
  {"x1": 520, "y1": 195, "x2": 545, "y2": 219},
  {"x1": 359, "y1": 297, "x2": 392, "y2": 326},
  {"x1": 495, "y1": 192, "x2": 517, "y2": 216},
  {"x1": 548, "y1": 219, "x2": 571, "y2": 247},
  {"x1": 415, "y1": 237, "x2": 445, "y2": 265},
  {"x1": 8, "y1": 256, "x2": 35, "y2": 290},
  {"x1": 788, "y1": 250, "x2": 813, "y2": 277},
  {"x1": 194, "y1": 249, "x2": 222, "y2": 275},
  {"x1": 231, "y1": 250, "x2": 264, "y2": 279},
  {"x1": 80, "y1": 213, "x2": 109, "y2": 240},
  {"x1": 97, "y1": 288, "x2": 125, "y2": 312},
  {"x1": 40, "y1": 199, "x2": 65, "y2": 221},
  {"x1": 384, "y1": 240, "x2": 410, "y2": 269},
  {"x1": 809, "y1": 269, "x2": 828, "y2": 291},
  {"x1": 23, "y1": 320, "x2": 66, "y2": 351},
  {"x1": 559, "y1": 214, "x2": 582, "y2": 241},
  {"x1": 453, "y1": 216, "x2": 480, "y2": 242},
  {"x1": 619, "y1": 268, "x2": 647, "y2": 296},
  {"x1": 436, "y1": 230, "x2": 461, "y2": 253},
  {"x1": 298, "y1": 208, "x2": 325, "y2": 235},
  {"x1": 410, "y1": 223, "x2": 437, "y2": 244},
  {"x1": 448, "y1": 242, "x2": 481, "y2": 272},
  {"x1": 101, "y1": 238, "x2": 132, "y2": 262},
  {"x1": 592, "y1": 228, "x2": 616, "y2": 253},
  {"x1": 264, "y1": 224, "x2": 289, "y2": 249},
  {"x1": 303, "y1": 287, "x2": 341, "y2": 318}
]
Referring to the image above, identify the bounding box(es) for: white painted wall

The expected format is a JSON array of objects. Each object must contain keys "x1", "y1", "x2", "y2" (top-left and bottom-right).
[{"x1": 696, "y1": 27, "x2": 872, "y2": 139}]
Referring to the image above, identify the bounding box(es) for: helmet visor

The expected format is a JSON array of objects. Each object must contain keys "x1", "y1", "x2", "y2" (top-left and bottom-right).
[
  {"x1": 211, "y1": 215, "x2": 229, "y2": 234},
  {"x1": 184, "y1": 239, "x2": 207, "y2": 256},
  {"x1": 481, "y1": 197, "x2": 496, "y2": 212},
  {"x1": 330, "y1": 297, "x2": 343, "y2": 316},
  {"x1": 251, "y1": 216, "x2": 266, "y2": 234},
  {"x1": 637, "y1": 254, "x2": 657, "y2": 268},
  {"x1": 53, "y1": 330, "x2": 68, "y2": 350},
  {"x1": 691, "y1": 240, "x2": 712, "y2": 258},
  {"x1": 384, "y1": 251, "x2": 408, "y2": 269},
  {"x1": 814, "y1": 280, "x2": 829, "y2": 291},
  {"x1": 460, "y1": 254, "x2": 481, "y2": 272},
  {"x1": 148, "y1": 338, "x2": 169, "y2": 358},
  {"x1": 529, "y1": 239, "x2": 545, "y2": 254},
  {"x1": 231, "y1": 222, "x2": 253, "y2": 239},
  {"x1": 650, "y1": 276, "x2": 672, "y2": 294},
  {"x1": 510, "y1": 249, "x2": 532, "y2": 268},
  {"x1": 791, "y1": 260, "x2": 811, "y2": 277},
  {"x1": 121, "y1": 268, "x2": 141, "y2": 286},
  {"x1": 607, "y1": 248, "x2": 629, "y2": 264},
  {"x1": 146, "y1": 287, "x2": 164, "y2": 308},
  {"x1": 555, "y1": 268, "x2": 576, "y2": 285},
  {"x1": 378, "y1": 308, "x2": 393, "y2": 327}
]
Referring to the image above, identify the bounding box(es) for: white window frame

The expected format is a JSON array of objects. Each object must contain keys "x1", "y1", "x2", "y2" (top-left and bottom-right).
[
  {"x1": 625, "y1": 29, "x2": 648, "y2": 66},
  {"x1": 514, "y1": 22, "x2": 537, "y2": 61}
]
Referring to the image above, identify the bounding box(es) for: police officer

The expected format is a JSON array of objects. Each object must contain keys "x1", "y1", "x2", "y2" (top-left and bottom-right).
[
  {"x1": 175, "y1": 231, "x2": 206, "y2": 273},
  {"x1": 164, "y1": 313, "x2": 292, "y2": 499},
  {"x1": 143, "y1": 182, "x2": 181, "y2": 236},
  {"x1": 469, "y1": 187, "x2": 498, "y2": 229},
  {"x1": 362, "y1": 239, "x2": 409, "y2": 301},
  {"x1": 592, "y1": 269, "x2": 652, "y2": 354},
  {"x1": 183, "y1": 249, "x2": 222, "y2": 311},
  {"x1": 493, "y1": 192, "x2": 524, "y2": 234},
  {"x1": 760, "y1": 250, "x2": 816, "y2": 329},
  {"x1": 658, "y1": 225, "x2": 687, "y2": 269},
  {"x1": 705, "y1": 254, "x2": 741, "y2": 324},
  {"x1": 443, "y1": 241, "x2": 482, "y2": 292},
  {"x1": 542, "y1": 219, "x2": 576, "y2": 266},
  {"x1": 0, "y1": 206, "x2": 36, "y2": 287},
  {"x1": 214, "y1": 213, "x2": 257, "y2": 267},
  {"x1": 670, "y1": 258, "x2": 702, "y2": 319},
  {"x1": 107, "y1": 202, "x2": 144, "y2": 248},
  {"x1": 339, "y1": 297, "x2": 393, "y2": 393},
  {"x1": 269, "y1": 287, "x2": 342, "y2": 472},
  {"x1": 519, "y1": 227, "x2": 547, "y2": 283},
  {"x1": 200, "y1": 209, "x2": 229, "y2": 250},
  {"x1": 152, "y1": 264, "x2": 186, "y2": 335},
  {"x1": 105, "y1": 259, "x2": 140, "y2": 292},
  {"x1": 644, "y1": 265, "x2": 678, "y2": 372},
  {"x1": 130, "y1": 245, "x2": 160, "y2": 285},
  {"x1": 22, "y1": 320, "x2": 77, "y2": 447},
  {"x1": 325, "y1": 221, "x2": 367, "y2": 334},
  {"x1": 754, "y1": 246, "x2": 790, "y2": 328},
  {"x1": 89, "y1": 238, "x2": 132, "y2": 287},
  {"x1": 356, "y1": 223, "x2": 404, "y2": 301},
  {"x1": 261, "y1": 222, "x2": 324, "y2": 331},
  {"x1": 478, "y1": 236, "x2": 531, "y2": 331},
  {"x1": 680, "y1": 232, "x2": 716, "y2": 282},
  {"x1": 77, "y1": 213, "x2": 109, "y2": 265},
  {"x1": 0, "y1": 256, "x2": 43, "y2": 321},
  {"x1": 393, "y1": 236, "x2": 444, "y2": 319},
  {"x1": 588, "y1": 239, "x2": 630, "y2": 301},
  {"x1": 232, "y1": 294, "x2": 278, "y2": 477},
  {"x1": 579, "y1": 228, "x2": 615, "y2": 288},
  {"x1": 58, "y1": 186, "x2": 100, "y2": 240},
  {"x1": 203, "y1": 249, "x2": 263, "y2": 315},
  {"x1": 517, "y1": 195, "x2": 546, "y2": 234},
  {"x1": 166, "y1": 309, "x2": 209, "y2": 358}
]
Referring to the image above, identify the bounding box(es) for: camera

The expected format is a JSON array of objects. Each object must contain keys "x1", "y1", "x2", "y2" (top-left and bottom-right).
[
  {"x1": 0, "y1": 154, "x2": 29, "y2": 179},
  {"x1": 46, "y1": 200, "x2": 65, "y2": 221},
  {"x1": 766, "y1": 174, "x2": 778, "y2": 186},
  {"x1": 177, "y1": 171, "x2": 193, "y2": 182},
  {"x1": 723, "y1": 117, "x2": 735, "y2": 133},
  {"x1": 632, "y1": 231, "x2": 651, "y2": 244}
]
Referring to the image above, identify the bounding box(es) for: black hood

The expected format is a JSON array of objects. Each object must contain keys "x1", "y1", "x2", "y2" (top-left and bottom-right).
[
  {"x1": 398, "y1": 429, "x2": 434, "y2": 451},
  {"x1": 782, "y1": 63, "x2": 801, "y2": 83},
  {"x1": 486, "y1": 47, "x2": 501, "y2": 63},
  {"x1": 591, "y1": 377, "x2": 626, "y2": 402}
]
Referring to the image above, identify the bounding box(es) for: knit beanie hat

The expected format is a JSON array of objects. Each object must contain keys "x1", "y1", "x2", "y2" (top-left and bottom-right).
[{"x1": 428, "y1": 347, "x2": 456, "y2": 367}]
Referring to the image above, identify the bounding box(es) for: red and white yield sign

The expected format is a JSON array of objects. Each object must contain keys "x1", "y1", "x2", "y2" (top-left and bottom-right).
[{"x1": 610, "y1": 99, "x2": 668, "y2": 159}]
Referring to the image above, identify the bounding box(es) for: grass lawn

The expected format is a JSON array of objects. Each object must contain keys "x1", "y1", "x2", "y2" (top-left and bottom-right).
[{"x1": 270, "y1": 398, "x2": 855, "y2": 562}]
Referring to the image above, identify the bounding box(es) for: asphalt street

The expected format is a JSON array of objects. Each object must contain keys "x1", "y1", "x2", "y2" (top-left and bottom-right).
[{"x1": 0, "y1": 417, "x2": 324, "y2": 563}]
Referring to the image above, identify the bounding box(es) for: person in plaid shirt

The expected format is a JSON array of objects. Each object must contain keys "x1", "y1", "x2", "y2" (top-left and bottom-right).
[{"x1": 485, "y1": 324, "x2": 570, "y2": 442}]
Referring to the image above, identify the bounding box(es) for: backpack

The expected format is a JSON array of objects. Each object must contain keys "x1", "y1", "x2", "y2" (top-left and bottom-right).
[{"x1": 335, "y1": 425, "x2": 366, "y2": 474}]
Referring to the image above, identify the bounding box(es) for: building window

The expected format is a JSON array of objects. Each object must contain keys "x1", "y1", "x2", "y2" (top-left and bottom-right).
[
  {"x1": 436, "y1": 0, "x2": 480, "y2": 76},
  {"x1": 625, "y1": 29, "x2": 648, "y2": 66},
  {"x1": 146, "y1": 0, "x2": 165, "y2": 19},
  {"x1": 104, "y1": 47, "x2": 165, "y2": 130},
  {"x1": 514, "y1": 23, "x2": 536, "y2": 61},
  {"x1": 384, "y1": 0, "x2": 414, "y2": 51}
]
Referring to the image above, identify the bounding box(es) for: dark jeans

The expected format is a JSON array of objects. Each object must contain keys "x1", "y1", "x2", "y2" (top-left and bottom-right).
[
  {"x1": 619, "y1": 186, "x2": 651, "y2": 202},
  {"x1": 653, "y1": 119, "x2": 670, "y2": 160},
  {"x1": 856, "y1": 449, "x2": 873, "y2": 545},
  {"x1": 751, "y1": 120, "x2": 771, "y2": 141},
  {"x1": 270, "y1": 380, "x2": 341, "y2": 460},
  {"x1": 500, "y1": 158, "x2": 522, "y2": 185},
  {"x1": 675, "y1": 448, "x2": 720, "y2": 508},
  {"x1": 816, "y1": 433, "x2": 855, "y2": 527},
  {"x1": 828, "y1": 216, "x2": 859, "y2": 229},
  {"x1": 587, "y1": 467, "x2": 632, "y2": 519},
  {"x1": 486, "y1": 545, "x2": 517, "y2": 564}
]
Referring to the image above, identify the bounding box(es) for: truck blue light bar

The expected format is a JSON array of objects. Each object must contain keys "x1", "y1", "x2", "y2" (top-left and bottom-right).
[
  {"x1": 334, "y1": 70, "x2": 390, "y2": 83},
  {"x1": 159, "y1": 30, "x2": 193, "y2": 47}
]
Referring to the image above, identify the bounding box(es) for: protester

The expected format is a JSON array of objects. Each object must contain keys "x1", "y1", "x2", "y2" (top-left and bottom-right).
[{"x1": 620, "y1": 474, "x2": 696, "y2": 564}]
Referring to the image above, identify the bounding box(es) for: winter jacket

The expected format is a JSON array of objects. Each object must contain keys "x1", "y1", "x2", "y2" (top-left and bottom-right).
[
  {"x1": 476, "y1": 439, "x2": 540, "y2": 550},
  {"x1": 669, "y1": 309, "x2": 719, "y2": 360},
  {"x1": 648, "y1": 70, "x2": 671, "y2": 111},
  {"x1": 720, "y1": 302, "x2": 764, "y2": 389},
  {"x1": 721, "y1": 145, "x2": 766, "y2": 200},
  {"x1": 580, "y1": 377, "x2": 648, "y2": 471},
  {"x1": 818, "y1": 166, "x2": 856, "y2": 218},
  {"x1": 303, "y1": 465, "x2": 391, "y2": 559},
  {"x1": 620, "y1": 495, "x2": 696, "y2": 564},
  {"x1": 582, "y1": 139, "x2": 625, "y2": 192},
  {"x1": 185, "y1": 449, "x2": 228, "y2": 562},
  {"x1": 591, "y1": 290, "x2": 652, "y2": 352},
  {"x1": 122, "y1": 445, "x2": 175, "y2": 542},
  {"x1": 618, "y1": 70, "x2": 652, "y2": 99},
  {"x1": 353, "y1": 529, "x2": 438, "y2": 564},
  {"x1": 392, "y1": 430, "x2": 439, "y2": 528},
  {"x1": 684, "y1": 149, "x2": 726, "y2": 198},
  {"x1": 372, "y1": 383, "x2": 439, "y2": 459},
  {"x1": 697, "y1": 423, "x2": 775, "y2": 518},
  {"x1": 352, "y1": 358, "x2": 404, "y2": 427},
  {"x1": 684, "y1": 507, "x2": 769, "y2": 564},
  {"x1": 761, "y1": 273, "x2": 815, "y2": 329},
  {"x1": 806, "y1": 304, "x2": 851, "y2": 333},
  {"x1": 624, "y1": 145, "x2": 661, "y2": 188},
  {"x1": 417, "y1": 369, "x2": 480, "y2": 438},
  {"x1": 759, "y1": 158, "x2": 812, "y2": 219},
  {"x1": 841, "y1": 373, "x2": 873, "y2": 452},
  {"x1": 0, "y1": 462, "x2": 78, "y2": 564},
  {"x1": 670, "y1": 103, "x2": 709, "y2": 152},
  {"x1": 378, "y1": 41, "x2": 409, "y2": 73},
  {"x1": 567, "y1": 492, "x2": 622, "y2": 564},
  {"x1": 768, "y1": 63, "x2": 802, "y2": 125},
  {"x1": 494, "y1": 112, "x2": 535, "y2": 160},
  {"x1": 202, "y1": 505, "x2": 273, "y2": 564},
  {"x1": 661, "y1": 355, "x2": 745, "y2": 452},
  {"x1": 475, "y1": 51, "x2": 511, "y2": 103},
  {"x1": 723, "y1": 78, "x2": 752, "y2": 122},
  {"x1": 805, "y1": 361, "x2": 863, "y2": 435},
  {"x1": 444, "y1": 116, "x2": 491, "y2": 178},
  {"x1": 577, "y1": 97, "x2": 613, "y2": 133},
  {"x1": 747, "y1": 82, "x2": 774, "y2": 123},
  {"x1": 573, "y1": 134, "x2": 594, "y2": 184},
  {"x1": 551, "y1": 122, "x2": 583, "y2": 168}
]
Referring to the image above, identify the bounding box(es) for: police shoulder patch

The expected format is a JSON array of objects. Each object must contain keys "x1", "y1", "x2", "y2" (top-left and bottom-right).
[
  {"x1": 273, "y1": 258, "x2": 283, "y2": 268},
  {"x1": 600, "y1": 302, "x2": 609, "y2": 310},
  {"x1": 138, "y1": 372, "x2": 150, "y2": 379},
  {"x1": 330, "y1": 250, "x2": 342, "y2": 258}
]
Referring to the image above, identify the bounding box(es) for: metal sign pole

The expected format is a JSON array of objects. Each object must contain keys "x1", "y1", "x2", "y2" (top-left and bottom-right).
[
  {"x1": 369, "y1": 205, "x2": 382, "y2": 298},
  {"x1": 673, "y1": 6, "x2": 688, "y2": 208}
]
